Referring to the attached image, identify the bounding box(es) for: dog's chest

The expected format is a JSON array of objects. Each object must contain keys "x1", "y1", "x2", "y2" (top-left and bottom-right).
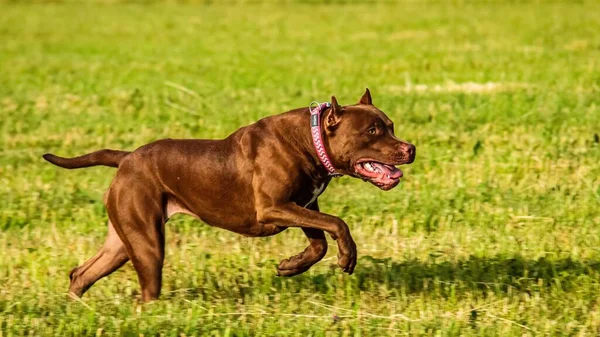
[{"x1": 304, "y1": 182, "x2": 326, "y2": 207}]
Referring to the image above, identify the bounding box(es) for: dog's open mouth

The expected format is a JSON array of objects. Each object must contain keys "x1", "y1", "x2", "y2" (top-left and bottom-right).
[{"x1": 354, "y1": 159, "x2": 403, "y2": 190}]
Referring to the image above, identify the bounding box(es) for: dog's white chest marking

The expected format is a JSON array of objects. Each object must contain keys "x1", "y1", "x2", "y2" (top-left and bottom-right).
[{"x1": 305, "y1": 182, "x2": 326, "y2": 207}]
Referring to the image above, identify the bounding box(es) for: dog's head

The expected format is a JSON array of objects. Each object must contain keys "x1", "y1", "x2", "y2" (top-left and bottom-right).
[{"x1": 324, "y1": 89, "x2": 416, "y2": 190}]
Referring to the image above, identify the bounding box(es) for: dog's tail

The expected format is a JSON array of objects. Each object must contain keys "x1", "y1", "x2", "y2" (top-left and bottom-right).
[{"x1": 43, "y1": 149, "x2": 131, "y2": 169}]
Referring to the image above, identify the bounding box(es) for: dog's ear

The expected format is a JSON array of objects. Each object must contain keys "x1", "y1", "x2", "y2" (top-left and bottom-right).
[
  {"x1": 325, "y1": 95, "x2": 343, "y2": 131},
  {"x1": 358, "y1": 88, "x2": 372, "y2": 105}
]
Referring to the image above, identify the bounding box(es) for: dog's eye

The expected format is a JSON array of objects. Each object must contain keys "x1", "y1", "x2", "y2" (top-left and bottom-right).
[{"x1": 367, "y1": 127, "x2": 377, "y2": 135}]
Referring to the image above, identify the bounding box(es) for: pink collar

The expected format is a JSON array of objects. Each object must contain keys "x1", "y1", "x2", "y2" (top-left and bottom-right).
[{"x1": 309, "y1": 101, "x2": 342, "y2": 177}]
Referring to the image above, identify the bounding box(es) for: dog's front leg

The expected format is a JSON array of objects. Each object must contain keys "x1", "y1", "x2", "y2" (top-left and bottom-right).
[
  {"x1": 277, "y1": 227, "x2": 328, "y2": 276},
  {"x1": 277, "y1": 202, "x2": 327, "y2": 276},
  {"x1": 258, "y1": 202, "x2": 356, "y2": 275}
]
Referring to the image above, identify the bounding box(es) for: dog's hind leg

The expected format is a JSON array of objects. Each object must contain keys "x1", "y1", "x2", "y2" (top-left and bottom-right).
[
  {"x1": 68, "y1": 220, "x2": 129, "y2": 298},
  {"x1": 105, "y1": 182, "x2": 167, "y2": 302}
]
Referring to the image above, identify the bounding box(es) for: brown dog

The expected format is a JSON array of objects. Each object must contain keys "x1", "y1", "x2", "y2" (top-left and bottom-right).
[{"x1": 43, "y1": 89, "x2": 415, "y2": 301}]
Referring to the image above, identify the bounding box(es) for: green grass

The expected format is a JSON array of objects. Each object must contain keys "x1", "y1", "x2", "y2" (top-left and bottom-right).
[{"x1": 1, "y1": 1, "x2": 600, "y2": 336}]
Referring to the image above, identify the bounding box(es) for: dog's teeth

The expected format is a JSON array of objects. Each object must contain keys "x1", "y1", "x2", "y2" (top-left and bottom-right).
[{"x1": 365, "y1": 162, "x2": 373, "y2": 171}]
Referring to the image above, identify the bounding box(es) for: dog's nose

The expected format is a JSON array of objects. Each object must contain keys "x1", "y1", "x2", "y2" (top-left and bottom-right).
[{"x1": 400, "y1": 142, "x2": 416, "y2": 162}]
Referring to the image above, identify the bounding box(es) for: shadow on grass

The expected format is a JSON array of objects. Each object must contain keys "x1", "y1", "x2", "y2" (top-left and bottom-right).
[
  {"x1": 168, "y1": 255, "x2": 600, "y2": 301},
  {"x1": 339, "y1": 255, "x2": 600, "y2": 294}
]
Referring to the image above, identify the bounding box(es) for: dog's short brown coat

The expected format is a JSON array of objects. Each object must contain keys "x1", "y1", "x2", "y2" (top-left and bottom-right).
[{"x1": 44, "y1": 89, "x2": 415, "y2": 301}]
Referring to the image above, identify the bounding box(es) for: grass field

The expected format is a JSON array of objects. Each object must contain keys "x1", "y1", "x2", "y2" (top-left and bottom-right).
[{"x1": 1, "y1": 2, "x2": 600, "y2": 336}]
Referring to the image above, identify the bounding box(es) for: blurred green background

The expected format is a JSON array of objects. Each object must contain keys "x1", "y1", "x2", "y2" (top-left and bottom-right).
[{"x1": 1, "y1": 1, "x2": 600, "y2": 336}]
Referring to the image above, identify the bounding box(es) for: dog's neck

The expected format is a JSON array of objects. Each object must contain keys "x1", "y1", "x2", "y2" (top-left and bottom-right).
[
  {"x1": 282, "y1": 108, "x2": 339, "y2": 182},
  {"x1": 309, "y1": 102, "x2": 342, "y2": 177}
]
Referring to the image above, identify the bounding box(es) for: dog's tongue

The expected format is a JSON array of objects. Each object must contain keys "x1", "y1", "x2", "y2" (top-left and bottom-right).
[{"x1": 371, "y1": 162, "x2": 403, "y2": 179}]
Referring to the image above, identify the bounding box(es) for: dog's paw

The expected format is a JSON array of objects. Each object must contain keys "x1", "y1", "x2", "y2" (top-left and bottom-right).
[
  {"x1": 277, "y1": 253, "x2": 304, "y2": 271},
  {"x1": 277, "y1": 258, "x2": 310, "y2": 277},
  {"x1": 276, "y1": 266, "x2": 307, "y2": 277},
  {"x1": 277, "y1": 261, "x2": 296, "y2": 274},
  {"x1": 337, "y1": 239, "x2": 357, "y2": 274},
  {"x1": 277, "y1": 244, "x2": 327, "y2": 277},
  {"x1": 337, "y1": 253, "x2": 356, "y2": 274}
]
